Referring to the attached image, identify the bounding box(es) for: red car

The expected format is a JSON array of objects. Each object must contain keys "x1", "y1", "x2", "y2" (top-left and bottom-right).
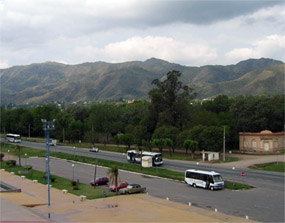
[
  {"x1": 90, "y1": 177, "x2": 109, "y2": 186},
  {"x1": 109, "y1": 182, "x2": 129, "y2": 192}
]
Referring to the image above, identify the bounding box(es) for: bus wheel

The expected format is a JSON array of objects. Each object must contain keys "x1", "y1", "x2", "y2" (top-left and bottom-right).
[
  {"x1": 210, "y1": 186, "x2": 214, "y2": 191},
  {"x1": 193, "y1": 184, "x2": 196, "y2": 188}
]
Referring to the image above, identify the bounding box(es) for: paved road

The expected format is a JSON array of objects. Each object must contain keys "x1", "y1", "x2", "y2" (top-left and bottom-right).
[
  {"x1": 6, "y1": 140, "x2": 285, "y2": 222},
  {"x1": 17, "y1": 140, "x2": 284, "y2": 188},
  {"x1": 26, "y1": 156, "x2": 284, "y2": 222}
]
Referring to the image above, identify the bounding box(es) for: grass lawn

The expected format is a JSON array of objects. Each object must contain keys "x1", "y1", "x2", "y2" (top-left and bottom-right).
[
  {"x1": 249, "y1": 162, "x2": 285, "y2": 173},
  {"x1": 0, "y1": 161, "x2": 115, "y2": 199},
  {"x1": 224, "y1": 180, "x2": 253, "y2": 190}
]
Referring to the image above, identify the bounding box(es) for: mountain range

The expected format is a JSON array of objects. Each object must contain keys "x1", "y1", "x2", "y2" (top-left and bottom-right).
[{"x1": 0, "y1": 58, "x2": 284, "y2": 105}]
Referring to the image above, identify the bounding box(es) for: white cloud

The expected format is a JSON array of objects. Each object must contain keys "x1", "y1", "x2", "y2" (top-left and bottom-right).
[
  {"x1": 0, "y1": 0, "x2": 284, "y2": 67},
  {"x1": 225, "y1": 35, "x2": 285, "y2": 62},
  {"x1": 102, "y1": 36, "x2": 217, "y2": 65}
]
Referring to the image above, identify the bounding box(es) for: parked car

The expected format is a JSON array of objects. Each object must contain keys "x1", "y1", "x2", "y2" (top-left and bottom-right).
[
  {"x1": 119, "y1": 184, "x2": 146, "y2": 194},
  {"x1": 109, "y1": 182, "x2": 129, "y2": 192},
  {"x1": 89, "y1": 147, "x2": 99, "y2": 152},
  {"x1": 90, "y1": 177, "x2": 109, "y2": 186}
]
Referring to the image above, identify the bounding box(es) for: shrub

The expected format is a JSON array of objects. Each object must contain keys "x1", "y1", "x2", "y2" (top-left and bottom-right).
[
  {"x1": 71, "y1": 181, "x2": 77, "y2": 186},
  {"x1": 0, "y1": 153, "x2": 4, "y2": 161},
  {"x1": 6, "y1": 160, "x2": 16, "y2": 167},
  {"x1": 51, "y1": 175, "x2": 56, "y2": 182}
]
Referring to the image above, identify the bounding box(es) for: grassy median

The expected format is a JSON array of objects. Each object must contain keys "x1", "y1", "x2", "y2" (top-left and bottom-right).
[{"x1": 249, "y1": 162, "x2": 285, "y2": 173}]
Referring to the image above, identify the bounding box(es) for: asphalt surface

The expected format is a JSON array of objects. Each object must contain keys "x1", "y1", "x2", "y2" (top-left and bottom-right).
[
  {"x1": 4, "y1": 140, "x2": 285, "y2": 222},
  {"x1": 18, "y1": 140, "x2": 284, "y2": 187}
]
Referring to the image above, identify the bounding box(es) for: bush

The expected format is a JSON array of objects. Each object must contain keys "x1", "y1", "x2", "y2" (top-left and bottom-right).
[
  {"x1": 6, "y1": 160, "x2": 16, "y2": 167},
  {"x1": 51, "y1": 175, "x2": 56, "y2": 182},
  {"x1": 0, "y1": 153, "x2": 4, "y2": 161},
  {"x1": 71, "y1": 181, "x2": 77, "y2": 186}
]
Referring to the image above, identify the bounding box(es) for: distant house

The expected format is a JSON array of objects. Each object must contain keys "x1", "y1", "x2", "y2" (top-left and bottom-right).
[
  {"x1": 127, "y1": 99, "x2": 135, "y2": 104},
  {"x1": 239, "y1": 130, "x2": 285, "y2": 153}
]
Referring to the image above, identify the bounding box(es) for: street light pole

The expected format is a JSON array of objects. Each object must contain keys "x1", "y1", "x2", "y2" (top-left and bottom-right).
[
  {"x1": 42, "y1": 119, "x2": 55, "y2": 216},
  {"x1": 73, "y1": 147, "x2": 76, "y2": 160},
  {"x1": 223, "y1": 125, "x2": 226, "y2": 161},
  {"x1": 72, "y1": 164, "x2": 75, "y2": 181},
  {"x1": 28, "y1": 124, "x2": 31, "y2": 138},
  {"x1": 25, "y1": 153, "x2": 27, "y2": 166}
]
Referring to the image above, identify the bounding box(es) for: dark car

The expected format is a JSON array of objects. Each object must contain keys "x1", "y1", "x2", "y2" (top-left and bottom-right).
[
  {"x1": 109, "y1": 182, "x2": 129, "y2": 192},
  {"x1": 90, "y1": 177, "x2": 109, "y2": 186},
  {"x1": 89, "y1": 147, "x2": 99, "y2": 152},
  {"x1": 119, "y1": 184, "x2": 146, "y2": 194}
]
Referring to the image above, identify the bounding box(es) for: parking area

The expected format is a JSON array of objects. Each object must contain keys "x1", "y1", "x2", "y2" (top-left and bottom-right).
[{"x1": 0, "y1": 169, "x2": 256, "y2": 222}]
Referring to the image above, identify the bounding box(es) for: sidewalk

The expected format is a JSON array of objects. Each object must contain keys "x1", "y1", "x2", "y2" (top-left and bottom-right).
[{"x1": 0, "y1": 169, "x2": 256, "y2": 222}]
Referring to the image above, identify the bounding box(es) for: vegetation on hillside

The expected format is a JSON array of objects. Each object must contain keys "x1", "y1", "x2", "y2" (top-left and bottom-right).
[{"x1": 1, "y1": 58, "x2": 283, "y2": 105}]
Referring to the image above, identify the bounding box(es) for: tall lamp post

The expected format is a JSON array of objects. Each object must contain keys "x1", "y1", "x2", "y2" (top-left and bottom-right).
[
  {"x1": 42, "y1": 119, "x2": 55, "y2": 216},
  {"x1": 24, "y1": 153, "x2": 27, "y2": 166},
  {"x1": 72, "y1": 164, "x2": 75, "y2": 181},
  {"x1": 223, "y1": 125, "x2": 226, "y2": 161}
]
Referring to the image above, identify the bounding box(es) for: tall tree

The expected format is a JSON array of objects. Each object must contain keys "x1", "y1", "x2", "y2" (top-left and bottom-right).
[
  {"x1": 152, "y1": 138, "x2": 165, "y2": 153},
  {"x1": 164, "y1": 138, "x2": 173, "y2": 156},
  {"x1": 148, "y1": 70, "x2": 196, "y2": 129},
  {"x1": 184, "y1": 139, "x2": 198, "y2": 158},
  {"x1": 119, "y1": 134, "x2": 134, "y2": 152}
]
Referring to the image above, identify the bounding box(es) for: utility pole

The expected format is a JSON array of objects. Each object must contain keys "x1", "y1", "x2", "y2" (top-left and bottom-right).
[
  {"x1": 28, "y1": 124, "x2": 31, "y2": 138},
  {"x1": 223, "y1": 125, "x2": 226, "y2": 161}
]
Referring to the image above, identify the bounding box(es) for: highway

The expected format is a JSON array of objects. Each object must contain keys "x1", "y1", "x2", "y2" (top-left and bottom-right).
[
  {"x1": 5, "y1": 140, "x2": 285, "y2": 222},
  {"x1": 17, "y1": 140, "x2": 284, "y2": 188}
]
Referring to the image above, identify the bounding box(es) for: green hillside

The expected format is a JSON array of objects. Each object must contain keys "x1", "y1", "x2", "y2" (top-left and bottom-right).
[{"x1": 0, "y1": 58, "x2": 283, "y2": 105}]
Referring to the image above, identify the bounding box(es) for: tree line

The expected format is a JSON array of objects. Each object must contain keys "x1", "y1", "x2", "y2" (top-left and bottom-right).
[{"x1": 1, "y1": 70, "x2": 284, "y2": 154}]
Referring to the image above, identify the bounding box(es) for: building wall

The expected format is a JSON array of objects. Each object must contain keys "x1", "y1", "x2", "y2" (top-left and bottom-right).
[{"x1": 239, "y1": 130, "x2": 285, "y2": 153}]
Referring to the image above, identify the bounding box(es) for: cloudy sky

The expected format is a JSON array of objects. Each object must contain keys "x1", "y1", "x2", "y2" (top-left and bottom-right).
[{"x1": 0, "y1": 0, "x2": 284, "y2": 68}]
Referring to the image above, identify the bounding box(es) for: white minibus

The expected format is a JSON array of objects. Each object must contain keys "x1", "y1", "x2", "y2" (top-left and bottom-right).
[{"x1": 185, "y1": 169, "x2": 224, "y2": 190}]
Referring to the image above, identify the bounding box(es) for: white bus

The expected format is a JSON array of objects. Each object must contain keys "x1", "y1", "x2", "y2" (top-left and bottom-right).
[
  {"x1": 185, "y1": 169, "x2": 224, "y2": 190},
  {"x1": 127, "y1": 150, "x2": 163, "y2": 166},
  {"x1": 6, "y1": 134, "x2": 21, "y2": 143}
]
